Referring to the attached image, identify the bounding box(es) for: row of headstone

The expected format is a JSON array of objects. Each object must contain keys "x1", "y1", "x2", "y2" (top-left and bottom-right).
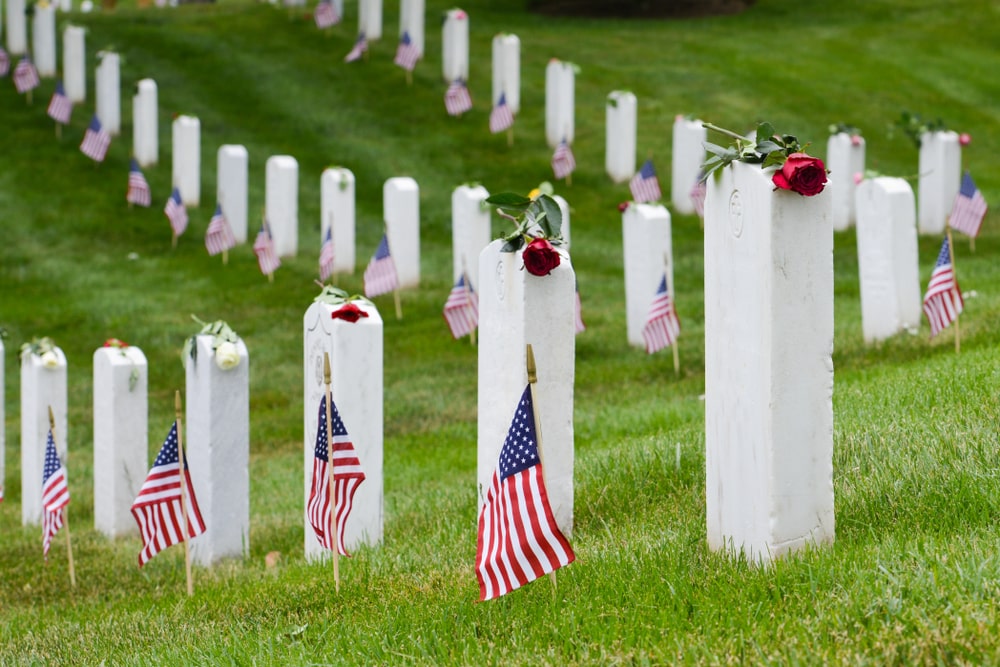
[
  {"x1": 32, "y1": 3, "x2": 57, "y2": 77},
  {"x1": 5, "y1": 0, "x2": 26, "y2": 56}
]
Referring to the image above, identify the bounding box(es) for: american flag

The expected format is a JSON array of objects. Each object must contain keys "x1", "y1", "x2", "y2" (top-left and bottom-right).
[
  {"x1": 307, "y1": 394, "x2": 366, "y2": 556},
  {"x1": 922, "y1": 237, "x2": 964, "y2": 338},
  {"x1": 205, "y1": 204, "x2": 237, "y2": 256},
  {"x1": 254, "y1": 222, "x2": 281, "y2": 276},
  {"x1": 80, "y1": 115, "x2": 111, "y2": 163},
  {"x1": 126, "y1": 159, "x2": 152, "y2": 207},
  {"x1": 574, "y1": 282, "x2": 585, "y2": 334},
  {"x1": 630, "y1": 159, "x2": 662, "y2": 204},
  {"x1": 690, "y1": 175, "x2": 707, "y2": 219},
  {"x1": 949, "y1": 172, "x2": 988, "y2": 238},
  {"x1": 444, "y1": 79, "x2": 473, "y2": 116},
  {"x1": 394, "y1": 31, "x2": 420, "y2": 71},
  {"x1": 313, "y1": 0, "x2": 339, "y2": 29},
  {"x1": 47, "y1": 80, "x2": 73, "y2": 125},
  {"x1": 0, "y1": 47, "x2": 9, "y2": 77},
  {"x1": 363, "y1": 234, "x2": 399, "y2": 297},
  {"x1": 164, "y1": 187, "x2": 188, "y2": 238},
  {"x1": 551, "y1": 139, "x2": 576, "y2": 180},
  {"x1": 344, "y1": 32, "x2": 367, "y2": 63},
  {"x1": 643, "y1": 274, "x2": 681, "y2": 354},
  {"x1": 443, "y1": 273, "x2": 478, "y2": 339},
  {"x1": 13, "y1": 54, "x2": 39, "y2": 94},
  {"x1": 319, "y1": 226, "x2": 335, "y2": 282},
  {"x1": 489, "y1": 92, "x2": 514, "y2": 134},
  {"x1": 42, "y1": 430, "x2": 70, "y2": 559},
  {"x1": 130, "y1": 422, "x2": 206, "y2": 567},
  {"x1": 475, "y1": 386, "x2": 575, "y2": 601}
]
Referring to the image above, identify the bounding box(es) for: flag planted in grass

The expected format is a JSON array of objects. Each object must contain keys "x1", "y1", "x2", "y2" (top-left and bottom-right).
[
  {"x1": 253, "y1": 221, "x2": 281, "y2": 276},
  {"x1": 47, "y1": 81, "x2": 72, "y2": 125},
  {"x1": 344, "y1": 32, "x2": 367, "y2": 62},
  {"x1": 630, "y1": 159, "x2": 662, "y2": 204},
  {"x1": 126, "y1": 159, "x2": 151, "y2": 207},
  {"x1": 205, "y1": 204, "x2": 236, "y2": 256},
  {"x1": 80, "y1": 115, "x2": 111, "y2": 162},
  {"x1": 164, "y1": 187, "x2": 188, "y2": 238},
  {"x1": 949, "y1": 172, "x2": 988, "y2": 238},
  {"x1": 551, "y1": 139, "x2": 576, "y2": 180},
  {"x1": 489, "y1": 92, "x2": 514, "y2": 134},
  {"x1": 319, "y1": 227, "x2": 335, "y2": 281},
  {"x1": 307, "y1": 394, "x2": 366, "y2": 555},
  {"x1": 476, "y1": 386, "x2": 574, "y2": 601},
  {"x1": 443, "y1": 273, "x2": 478, "y2": 339},
  {"x1": 574, "y1": 281, "x2": 585, "y2": 334},
  {"x1": 42, "y1": 430, "x2": 70, "y2": 559},
  {"x1": 364, "y1": 234, "x2": 399, "y2": 297},
  {"x1": 394, "y1": 31, "x2": 419, "y2": 71},
  {"x1": 13, "y1": 54, "x2": 39, "y2": 94},
  {"x1": 643, "y1": 274, "x2": 680, "y2": 354},
  {"x1": 314, "y1": 0, "x2": 339, "y2": 29},
  {"x1": 444, "y1": 79, "x2": 472, "y2": 116},
  {"x1": 690, "y1": 174, "x2": 707, "y2": 219},
  {"x1": 922, "y1": 237, "x2": 963, "y2": 338},
  {"x1": 130, "y1": 422, "x2": 206, "y2": 567}
]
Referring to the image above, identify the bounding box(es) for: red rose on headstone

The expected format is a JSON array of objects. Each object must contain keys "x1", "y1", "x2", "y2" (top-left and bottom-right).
[
  {"x1": 331, "y1": 303, "x2": 369, "y2": 323},
  {"x1": 772, "y1": 153, "x2": 827, "y2": 197},
  {"x1": 522, "y1": 238, "x2": 561, "y2": 276}
]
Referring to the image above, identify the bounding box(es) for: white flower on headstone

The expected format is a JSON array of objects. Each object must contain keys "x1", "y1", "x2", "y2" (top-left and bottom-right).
[
  {"x1": 41, "y1": 351, "x2": 60, "y2": 368},
  {"x1": 214, "y1": 342, "x2": 241, "y2": 370}
]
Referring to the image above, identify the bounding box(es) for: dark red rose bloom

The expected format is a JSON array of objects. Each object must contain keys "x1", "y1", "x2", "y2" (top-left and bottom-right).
[
  {"x1": 522, "y1": 238, "x2": 561, "y2": 276},
  {"x1": 331, "y1": 303, "x2": 369, "y2": 323},
  {"x1": 772, "y1": 153, "x2": 828, "y2": 196},
  {"x1": 618, "y1": 201, "x2": 631, "y2": 212},
  {"x1": 103, "y1": 338, "x2": 127, "y2": 348}
]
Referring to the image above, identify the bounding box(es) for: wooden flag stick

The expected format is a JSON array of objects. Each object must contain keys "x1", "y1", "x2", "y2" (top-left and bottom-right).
[
  {"x1": 507, "y1": 127, "x2": 514, "y2": 148},
  {"x1": 222, "y1": 250, "x2": 229, "y2": 266},
  {"x1": 664, "y1": 253, "x2": 680, "y2": 376},
  {"x1": 393, "y1": 288, "x2": 402, "y2": 320},
  {"x1": 323, "y1": 353, "x2": 341, "y2": 593},
  {"x1": 946, "y1": 225, "x2": 961, "y2": 354},
  {"x1": 174, "y1": 391, "x2": 194, "y2": 596},
  {"x1": 27, "y1": 89, "x2": 33, "y2": 105},
  {"x1": 525, "y1": 344, "x2": 557, "y2": 593},
  {"x1": 56, "y1": 122, "x2": 62, "y2": 139},
  {"x1": 406, "y1": 69, "x2": 413, "y2": 86},
  {"x1": 48, "y1": 406, "x2": 76, "y2": 588}
]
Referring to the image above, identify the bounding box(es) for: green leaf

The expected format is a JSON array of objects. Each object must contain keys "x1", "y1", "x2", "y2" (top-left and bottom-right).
[
  {"x1": 755, "y1": 140, "x2": 783, "y2": 155},
  {"x1": 755, "y1": 122, "x2": 776, "y2": 145},
  {"x1": 762, "y1": 151, "x2": 787, "y2": 168},
  {"x1": 501, "y1": 236, "x2": 525, "y2": 252},
  {"x1": 485, "y1": 193, "x2": 532, "y2": 211},
  {"x1": 536, "y1": 195, "x2": 563, "y2": 238},
  {"x1": 703, "y1": 142, "x2": 732, "y2": 158}
]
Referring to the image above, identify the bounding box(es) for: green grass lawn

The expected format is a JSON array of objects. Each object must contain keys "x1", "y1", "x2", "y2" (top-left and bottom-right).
[{"x1": 2, "y1": 0, "x2": 1000, "y2": 663}]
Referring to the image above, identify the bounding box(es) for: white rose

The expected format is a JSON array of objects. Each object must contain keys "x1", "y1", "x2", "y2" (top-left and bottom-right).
[
  {"x1": 214, "y1": 342, "x2": 240, "y2": 370},
  {"x1": 41, "y1": 351, "x2": 60, "y2": 369}
]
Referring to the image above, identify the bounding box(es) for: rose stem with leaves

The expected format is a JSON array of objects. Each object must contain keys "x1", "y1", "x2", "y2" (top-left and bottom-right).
[
  {"x1": 48, "y1": 406, "x2": 76, "y2": 588},
  {"x1": 323, "y1": 353, "x2": 340, "y2": 593},
  {"x1": 525, "y1": 344, "x2": 557, "y2": 595},
  {"x1": 175, "y1": 391, "x2": 194, "y2": 596}
]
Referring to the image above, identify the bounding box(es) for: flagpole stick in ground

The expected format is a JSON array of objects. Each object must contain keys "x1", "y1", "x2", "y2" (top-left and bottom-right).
[
  {"x1": 222, "y1": 250, "x2": 228, "y2": 266},
  {"x1": 323, "y1": 353, "x2": 341, "y2": 593},
  {"x1": 174, "y1": 391, "x2": 194, "y2": 596},
  {"x1": 56, "y1": 122, "x2": 62, "y2": 139},
  {"x1": 945, "y1": 225, "x2": 961, "y2": 354},
  {"x1": 664, "y1": 253, "x2": 680, "y2": 376},
  {"x1": 507, "y1": 127, "x2": 514, "y2": 148},
  {"x1": 393, "y1": 289, "x2": 402, "y2": 320},
  {"x1": 406, "y1": 69, "x2": 412, "y2": 86},
  {"x1": 48, "y1": 406, "x2": 76, "y2": 588},
  {"x1": 525, "y1": 344, "x2": 558, "y2": 594}
]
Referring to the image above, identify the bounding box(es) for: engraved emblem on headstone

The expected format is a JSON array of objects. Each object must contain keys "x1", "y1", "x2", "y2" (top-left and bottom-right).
[
  {"x1": 729, "y1": 190, "x2": 744, "y2": 238},
  {"x1": 495, "y1": 260, "x2": 506, "y2": 301}
]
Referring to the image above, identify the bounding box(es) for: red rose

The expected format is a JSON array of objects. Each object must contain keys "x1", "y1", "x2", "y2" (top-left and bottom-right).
[
  {"x1": 522, "y1": 238, "x2": 561, "y2": 276},
  {"x1": 617, "y1": 201, "x2": 630, "y2": 213},
  {"x1": 772, "y1": 153, "x2": 828, "y2": 197},
  {"x1": 331, "y1": 303, "x2": 369, "y2": 323},
  {"x1": 103, "y1": 338, "x2": 127, "y2": 348}
]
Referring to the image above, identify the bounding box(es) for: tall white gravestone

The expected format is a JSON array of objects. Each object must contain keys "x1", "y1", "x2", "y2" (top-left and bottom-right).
[
  {"x1": 670, "y1": 116, "x2": 706, "y2": 215},
  {"x1": 918, "y1": 131, "x2": 962, "y2": 235},
  {"x1": 172, "y1": 115, "x2": 201, "y2": 207},
  {"x1": 266, "y1": 155, "x2": 299, "y2": 257},
  {"x1": 704, "y1": 160, "x2": 834, "y2": 564},
  {"x1": 855, "y1": 177, "x2": 921, "y2": 343},
  {"x1": 303, "y1": 300, "x2": 384, "y2": 561},
  {"x1": 31, "y1": 2, "x2": 56, "y2": 77},
  {"x1": 826, "y1": 132, "x2": 865, "y2": 231},
  {"x1": 451, "y1": 184, "x2": 490, "y2": 289},
  {"x1": 358, "y1": 0, "x2": 382, "y2": 40},
  {"x1": 63, "y1": 26, "x2": 86, "y2": 104},
  {"x1": 383, "y1": 177, "x2": 420, "y2": 288},
  {"x1": 93, "y1": 346, "x2": 148, "y2": 538},
  {"x1": 6, "y1": 0, "x2": 26, "y2": 55},
  {"x1": 185, "y1": 335, "x2": 250, "y2": 565},
  {"x1": 491, "y1": 33, "x2": 519, "y2": 113},
  {"x1": 477, "y1": 240, "x2": 576, "y2": 536},
  {"x1": 545, "y1": 59, "x2": 575, "y2": 148},
  {"x1": 320, "y1": 167, "x2": 356, "y2": 275},
  {"x1": 622, "y1": 203, "x2": 673, "y2": 348},
  {"x1": 217, "y1": 145, "x2": 249, "y2": 243},
  {"x1": 399, "y1": 0, "x2": 424, "y2": 58},
  {"x1": 605, "y1": 91, "x2": 637, "y2": 183},
  {"x1": 20, "y1": 348, "x2": 68, "y2": 526},
  {"x1": 441, "y1": 8, "x2": 468, "y2": 83},
  {"x1": 554, "y1": 194, "x2": 571, "y2": 250},
  {"x1": 133, "y1": 79, "x2": 159, "y2": 168},
  {"x1": 95, "y1": 51, "x2": 121, "y2": 136}
]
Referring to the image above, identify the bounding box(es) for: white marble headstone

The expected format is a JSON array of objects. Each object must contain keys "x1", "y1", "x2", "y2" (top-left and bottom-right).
[
  {"x1": 545, "y1": 59, "x2": 575, "y2": 148},
  {"x1": 855, "y1": 177, "x2": 922, "y2": 343},
  {"x1": 6, "y1": 0, "x2": 26, "y2": 55},
  {"x1": 554, "y1": 194, "x2": 571, "y2": 251},
  {"x1": 451, "y1": 184, "x2": 490, "y2": 290},
  {"x1": 491, "y1": 33, "x2": 519, "y2": 114},
  {"x1": 826, "y1": 132, "x2": 865, "y2": 231},
  {"x1": 918, "y1": 131, "x2": 962, "y2": 235},
  {"x1": 21, "y1": 347, "x2": 68, "y2": 526},
  {"x1": 172, "y1": 115, "x2": 201, "y2": 207},
  {"x1": 670, "y1": 117, "x2": 706, "y2": 215},
  {"x1": 31, "y1": 2, "x2": 56, "y2": 77},
  {"x1": 63, "y1": 26, "x2": 86, "y2": 104},
  {"x1": 477, "y1": 240, "x2": 576, "y2": 536},
  {"x1": 217, "y1": 145, "x2": 249, "y2": 243},
  {"x1": 95, "y1": 51, "x2": 121, "y2": 136},
  {"x1": 441, "y1": 8, "x2": 468, "y2": 83},
  {"x1": 359, "y1": 0, "x2": 382, "y2": 40},
  {"x1": 704, "y1": 160, "x2": 834, "y2": 565},
  {"x1": 399, "y1": 0, "x2": 424, "y2": 57},
  {"x1": 303, "y1": 300, "x2": 384, "y2": 561},
  {"x1": 93, "y1": 346, "x2": 148, "y2": 538},
  {"x1": 383, "y1": 177, "x2": 420, "y2": 288},
  {"x1": 622, "y1": 203, "x2": 673, "y2": 348},
  {"x1": 133, "y1": 79, "x2": 159, "y2": 168},
  {"x1": 266, "y1": 155, "x2": 299, "y2": 257},
  {"x1": 605, "y1": 91, "x2": 637, "y2": 183},
  {"x1": 185, "y1": 335, "x2": 250, "y2": 565},
  {"x1": 321, "y1": 167, "x2": 356, "y2": 275}
]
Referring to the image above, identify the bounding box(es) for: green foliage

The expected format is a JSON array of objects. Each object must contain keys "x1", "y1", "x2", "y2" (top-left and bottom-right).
[
  {"x1": 486, "y1": 192, "x2": 564, "y2": 251},
  {"x1": 891, "y1": 110, "x2": 949, "y2": 149},
  {"x1": 700, "y1": 121, "x2": 807, "y2": 181}
]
